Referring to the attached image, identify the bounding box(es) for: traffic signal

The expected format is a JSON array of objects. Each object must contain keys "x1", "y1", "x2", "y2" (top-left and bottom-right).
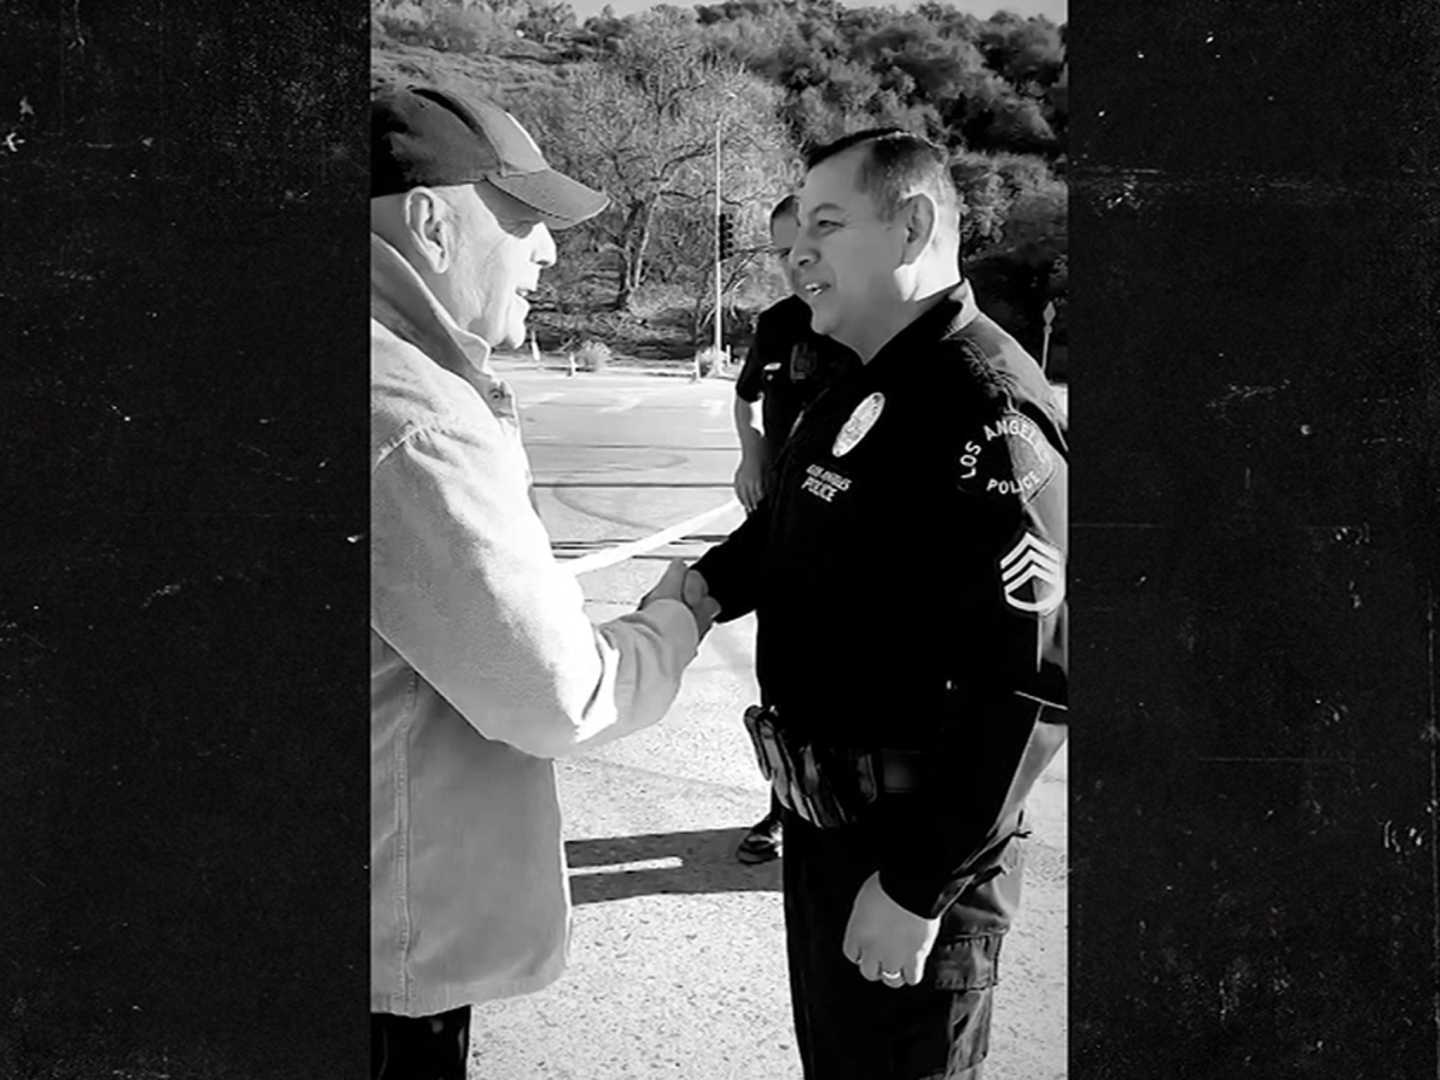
[{"x1": 718, "y1": 212, "x2": 735, "y2": 260}]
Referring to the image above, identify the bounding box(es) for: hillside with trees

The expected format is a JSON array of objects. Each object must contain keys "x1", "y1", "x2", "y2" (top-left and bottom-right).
[{"x1": 372, "y1": 0, "x2": 1066, "y2": 373}]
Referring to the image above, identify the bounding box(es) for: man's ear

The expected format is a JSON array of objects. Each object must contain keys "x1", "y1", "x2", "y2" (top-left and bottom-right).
[
  {"x1": 899, "y1": 192, "x2": 937, "y2": 264},
  {"x1": 404, "y1": 188, "x2": 452, "y2": 274}
]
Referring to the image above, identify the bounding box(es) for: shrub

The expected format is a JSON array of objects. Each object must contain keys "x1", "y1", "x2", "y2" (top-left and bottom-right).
[
  {"x1": 627, "y1": 283, "x2": 693, "y2": 321},
  {"x1": 694, "y1": 345, "x2": 728, "y2": 378},
  {"x1": 575, "y1": 339, "x2": 612, "y2": 372},
  {"x1": 374, "y1": 1, "x2": 512, "y2": 53}
]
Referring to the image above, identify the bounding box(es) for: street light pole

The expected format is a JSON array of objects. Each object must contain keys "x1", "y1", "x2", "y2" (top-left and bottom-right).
[
  {"x1": 1041, "y1": 299, "x2": 1056, "y2": 372},
  {"x1": 713, "y1": 113, "x2": 723, "y2": 364}
]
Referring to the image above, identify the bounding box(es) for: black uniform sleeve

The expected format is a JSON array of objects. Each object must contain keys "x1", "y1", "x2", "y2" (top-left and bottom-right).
[
  {"x1": 691, "y1": 497, "x2": 770, "y2": 623},
  {"x1": 877, "y1": 390, "x2": 1068, "y2": 919},
  {"x1": 734, "y1": 308, "x2": 778, "y2": 404}
]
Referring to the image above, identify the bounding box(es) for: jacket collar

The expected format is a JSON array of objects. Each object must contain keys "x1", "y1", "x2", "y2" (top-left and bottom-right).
[
  {"x1": 370, "y1": 233, "x2": 494, "y2": 379},
  {"x1": 867, "y1": 279, "x2": 980, "y2": 371},
  {"x1": 897, "y1": 279, "x2": 980, "y2": 351}
]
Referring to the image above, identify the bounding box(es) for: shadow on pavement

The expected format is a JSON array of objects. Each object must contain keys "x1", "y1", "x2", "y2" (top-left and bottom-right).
[{"x1": 566, "y1": 828, "x2": 782, "y2": 904}]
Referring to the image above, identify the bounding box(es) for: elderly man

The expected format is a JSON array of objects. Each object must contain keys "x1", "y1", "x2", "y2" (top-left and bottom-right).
[
  {"x1": 369, "y1": 84, "x2": 715, "y2": 1080},
  {"x1": 686, "y1": 129, "x2": 1068, "y2": 1078}
]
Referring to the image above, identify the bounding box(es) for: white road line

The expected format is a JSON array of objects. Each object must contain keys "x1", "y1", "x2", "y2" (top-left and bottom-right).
[
  {"x1": 561, "y1": 499, "x2": 740, "y2": 576},
  {"x1": 521, "y1": 392, "x2": 561, "y2": 406},
  {"x1": 568, "y1": 857, "x2": 683, "y2": 876}
]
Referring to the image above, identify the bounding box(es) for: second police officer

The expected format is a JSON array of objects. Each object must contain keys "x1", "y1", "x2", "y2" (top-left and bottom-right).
[
  {"x1": 686, "y1": 129, "x2": 1068, "y2": 1079},
  {"x1": 731, "y1": 194, "x2": 860, "y2": 864}
]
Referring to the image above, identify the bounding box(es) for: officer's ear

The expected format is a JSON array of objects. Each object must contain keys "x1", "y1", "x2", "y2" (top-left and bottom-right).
[{"x1": 897, "y1": 192, "x2": 937, "y2": 265}]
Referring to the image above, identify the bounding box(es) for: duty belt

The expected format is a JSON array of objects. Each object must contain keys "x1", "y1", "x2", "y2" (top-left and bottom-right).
[{"x1": 742, "y1": 704, "x2": 927, "y2": 829}]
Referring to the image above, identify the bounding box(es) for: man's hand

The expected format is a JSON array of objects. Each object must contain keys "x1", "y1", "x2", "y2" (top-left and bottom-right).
[
  {"x1": 639, "y1": 557, "x2": 686, "y2": 606},
  {"x1": 642, "y1": 559, "x2": 719, "y2": 639},
  {"x1": 841, "y1": 871, "x2": 941, "y2": 989},
  {"x1": 682, "y1": 567, "x2": 710, "y2": 611},
  {"x1": 733, "y1": 453, "x2": 767, "y2": 513},
  {"x1": 681, "y1": 567, "x2": 719, "y2": 637}
]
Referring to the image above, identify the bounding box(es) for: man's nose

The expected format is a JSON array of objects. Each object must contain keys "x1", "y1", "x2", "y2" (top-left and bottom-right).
[
  {"x1": 788, "y1": 244, "x2": 815, "y2": 271},
  {"x1": 533, "y1": 224, "x2": 557, "y2": 268}
]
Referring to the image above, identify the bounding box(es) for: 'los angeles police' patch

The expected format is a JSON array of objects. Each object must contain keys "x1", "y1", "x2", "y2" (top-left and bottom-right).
[
  {"x1": 833, "y1": 392, "x2": 885, "y2": 457},
  {"x1": 957, "y1": 410, "x2": 1056, "y2": 501}
]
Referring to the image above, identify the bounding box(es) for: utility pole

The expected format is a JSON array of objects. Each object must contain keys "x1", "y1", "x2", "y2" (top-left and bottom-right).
[{"x1": 711, "y1": 114, "x2": 723, "y2": 373}]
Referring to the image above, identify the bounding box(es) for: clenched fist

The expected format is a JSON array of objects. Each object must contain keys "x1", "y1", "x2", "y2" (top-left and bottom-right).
[{"x1": 842, "y1": 872, "x2": 941, "y2": 989}]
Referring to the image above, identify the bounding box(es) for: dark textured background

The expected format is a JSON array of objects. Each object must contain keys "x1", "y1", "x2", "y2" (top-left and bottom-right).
[
  {"x1": 1, "y1": 2, "x2": 370, "y2": 1077},
  {"x1": 1070, "y1": 1, "x2": 1440, "y2": 1076}
]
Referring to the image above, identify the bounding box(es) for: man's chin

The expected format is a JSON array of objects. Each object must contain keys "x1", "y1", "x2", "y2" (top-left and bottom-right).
[
  {"x1": 810, "y1": 309, "x2": 864, "y2": 355},
  {"x1": 471, "y1": 307, "x2": 526, "y2": 350},
  {"x1": 806, "y1": 302, "x2": 839, "y2": 337},
  {"x1": 493, "y1": 315, "x2": 527, "y2": 350}
]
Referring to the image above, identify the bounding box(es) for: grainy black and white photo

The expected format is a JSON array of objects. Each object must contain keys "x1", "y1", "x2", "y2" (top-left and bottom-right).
[{"x1": 368, "y1": 2, "x2": 1068, "y2": 1077}]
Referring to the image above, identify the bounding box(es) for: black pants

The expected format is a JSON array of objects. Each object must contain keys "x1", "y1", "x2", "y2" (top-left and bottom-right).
[
  {"x1": 764, "y1": 788, "x2": 784, "y2": 824},
  {"x1": 781, "y1": 809, "x2": 1023, "y2": 1080},
  {"x1": 371, "y1": 1005, "x2": 470, "y2": 1080}
]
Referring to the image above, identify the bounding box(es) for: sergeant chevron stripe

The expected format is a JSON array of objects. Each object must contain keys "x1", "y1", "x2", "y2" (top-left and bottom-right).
[{"x1": 999, "y1": 533, "x2": 1065, "y2": 614}]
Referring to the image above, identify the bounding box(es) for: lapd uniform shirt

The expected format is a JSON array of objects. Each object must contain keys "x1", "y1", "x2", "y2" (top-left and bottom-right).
[
  {"x1": 694, "y1": 281, "x2": 1067, "y2": 919},
  {"x1": 735, "y1": 294, "x2": 858, "y2": 460}
]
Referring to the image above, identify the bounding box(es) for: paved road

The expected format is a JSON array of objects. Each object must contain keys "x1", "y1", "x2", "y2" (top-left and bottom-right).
[{"x1": 470, "y1": 361, "x2": 1067, "y2": 1080}]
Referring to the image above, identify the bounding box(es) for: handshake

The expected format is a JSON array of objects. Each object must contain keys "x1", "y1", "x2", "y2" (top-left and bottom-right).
[{"x1": 639, "y1": 559, "x2": 720, "y2": 639}]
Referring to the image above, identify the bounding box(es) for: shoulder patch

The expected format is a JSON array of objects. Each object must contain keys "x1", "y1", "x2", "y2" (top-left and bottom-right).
[
  {"x1": 956, "y1": 410, "x2": 1057, "y2": 501},
  {"x1": 1000, "y1": 533, "x2": 1065, "y2": 614}
]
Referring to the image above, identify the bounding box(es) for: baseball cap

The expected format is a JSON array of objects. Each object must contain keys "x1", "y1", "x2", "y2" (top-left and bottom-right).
[{"x1": 371, "y1": 84, "x2": 609, "y2": 229}]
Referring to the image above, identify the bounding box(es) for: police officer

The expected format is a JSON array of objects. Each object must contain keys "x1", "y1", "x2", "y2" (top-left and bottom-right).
[
  {"x1": 685, "y1": 129, "x2": 1067, "y2": 1078},
  {"x1": 733, "y1": 195, "x2": 860, "y2": 511},
  {"x1": 731, "y1": 195, "x2": 859, "y2": 864}
]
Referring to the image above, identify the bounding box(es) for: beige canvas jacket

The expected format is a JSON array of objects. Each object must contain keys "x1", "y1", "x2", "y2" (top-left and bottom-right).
[{"x1": 370, "y1": 234, "x2": 698, "y2": 1015}]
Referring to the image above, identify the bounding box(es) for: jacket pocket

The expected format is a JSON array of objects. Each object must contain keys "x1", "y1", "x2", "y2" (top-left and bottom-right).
[
  {"x1": 931, "y1": 931, "x2": 1003, "y2": 992},
  {"x1": 933, "y1": 933, "x2": 1004, "y2": 1076}
]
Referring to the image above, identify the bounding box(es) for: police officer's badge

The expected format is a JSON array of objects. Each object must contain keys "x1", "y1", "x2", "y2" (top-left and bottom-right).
[
  {"x1": 832, "y1": 392, "x2": 885, "y2": 457},
  {"x1": 999, "y1": 533, "x2": 1065, "y2": 614}
]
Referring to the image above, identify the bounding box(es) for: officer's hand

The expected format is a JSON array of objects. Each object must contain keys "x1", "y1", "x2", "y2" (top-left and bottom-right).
[
  {"x1": 733, "y1": 455, "x2": 766, "y2": 514},
  {"x1": 682, "y1": 568, "x2": 709, "y2": 609},
  {"x1": 642, "y1": 560, "x2": 718, "y2": 639},
  {"x1": 682, "y1": 568, "x2": 720, "y2": 638},
  {"x1": 841, "y1": 872, "x2": 941, "y2": 990}
]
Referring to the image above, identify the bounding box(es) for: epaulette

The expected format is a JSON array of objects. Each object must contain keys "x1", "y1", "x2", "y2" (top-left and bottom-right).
[{"x1": 932, "y1": 332, "x2": 1015, "y2": 410}]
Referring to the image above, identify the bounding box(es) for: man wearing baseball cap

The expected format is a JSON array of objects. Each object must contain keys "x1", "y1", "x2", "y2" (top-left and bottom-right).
[{"x1": 369, "y1": 84, "x2": 717, "y2": 1079}]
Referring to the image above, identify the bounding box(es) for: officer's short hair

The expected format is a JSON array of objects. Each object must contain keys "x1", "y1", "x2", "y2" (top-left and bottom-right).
[
  {"x1": 770, "y1": 195, "x2": 799, "y2": 223},
  {"x1": 805, "y1": 128, "x2": 959, "y2": 234}
]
